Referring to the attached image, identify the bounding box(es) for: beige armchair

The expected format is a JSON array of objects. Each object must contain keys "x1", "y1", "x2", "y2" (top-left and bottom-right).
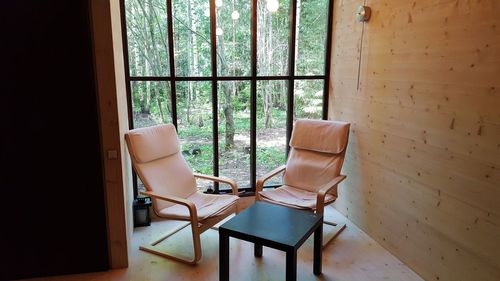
[
  {"x1": 125, "y1": 124, "x2": 239, "y2": 264},
  {"x1": 256, "y1": 119, "x2": 350, "y2": 248}
]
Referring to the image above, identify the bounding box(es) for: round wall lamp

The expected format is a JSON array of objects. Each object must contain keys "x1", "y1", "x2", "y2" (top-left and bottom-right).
[{"x1": 356, "y1": 5, "x2": 371, "y2": 22}]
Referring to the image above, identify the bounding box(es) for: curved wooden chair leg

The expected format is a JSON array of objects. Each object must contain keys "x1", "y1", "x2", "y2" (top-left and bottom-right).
[
  {"x1": 191, "y1": 222, "x2": 202, "y2": 263},
  {"x1": 322, "y1": 220, "x2": 346, "y2": 249},
  {"x1": 139, "y1": 221, "x2": 202, "y2": 265},
  {"x1": 140, "y1": 244, "x2": 200, "y2": 265}
]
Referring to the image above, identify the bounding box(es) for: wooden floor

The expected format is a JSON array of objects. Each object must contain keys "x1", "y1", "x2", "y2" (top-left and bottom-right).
[{"x1": 25, "y1": 200, "x2": 423, "y2": 281}]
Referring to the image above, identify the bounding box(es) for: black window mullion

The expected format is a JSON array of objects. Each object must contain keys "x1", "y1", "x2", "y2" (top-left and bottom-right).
[
  {"x1": 165, "y1": 0, "x2": 178, "y2": 128},
  {"x1": 119, "y1": 0, "x2": 134, "y2": 131},
  {"x1": 250, "y1": 0, "x2": 258, "y2": 190},
  {"x1": 286, "y1": 0, "x2": 298, "y2": 156},
  {"x1": 323, "y1": 0, "x2": 335, "y2": 120},
  {"x1": 209, "y1": 0, "x2": 220, "y2": 192},
  {"x1": 119, "y1": 0, "x2": 139, "y2": 198},
  {"x1": 128, "y1": 76, "x2": 172, "y2": 81},
  {"x1": 127, "y1": 75, "x2": 326, "y2": 81}
]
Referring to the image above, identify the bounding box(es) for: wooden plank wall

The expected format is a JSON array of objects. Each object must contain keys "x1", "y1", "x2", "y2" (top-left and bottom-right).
[
  {"x1": 90, "y1": 0, "x2": 133, "y2": 268},
  {"x1": 329, "y1": 1, "x2": 500, "y2": 280}
]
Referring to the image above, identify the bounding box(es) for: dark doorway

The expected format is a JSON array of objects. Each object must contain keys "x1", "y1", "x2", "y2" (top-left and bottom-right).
[{"x1": 0, "y1": 1, "x2": 109, "y2": 280}]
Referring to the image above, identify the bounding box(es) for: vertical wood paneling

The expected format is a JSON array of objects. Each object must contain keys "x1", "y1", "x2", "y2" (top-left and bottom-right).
[
  {"x1": 329, "y1": 0, "x2": 500, "y2": 280},
  {"x1": 91, "y1": 0, "x2": 132, "y2": 268}
]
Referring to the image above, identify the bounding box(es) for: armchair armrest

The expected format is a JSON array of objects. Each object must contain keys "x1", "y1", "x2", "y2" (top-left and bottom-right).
[
  {"x1": 315, "y1": 175, "x2": 346, "y2": 215},
  {"x1": 193, "y1": 173, "x2": 239, "y2": 195},
  {"x1": 140, "y1": 190, "x2": 199, "y2": 225},
  {"x1": 255, "y1": 165, "x2": 286, "y2": 200}
]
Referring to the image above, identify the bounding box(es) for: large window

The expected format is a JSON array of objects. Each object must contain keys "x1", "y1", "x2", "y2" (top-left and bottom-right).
[{"x1": 122, "y1": 0, "x2": 334, "y2": 195}]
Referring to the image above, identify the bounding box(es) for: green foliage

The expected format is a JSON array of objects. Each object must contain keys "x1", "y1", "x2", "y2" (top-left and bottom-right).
[
  {"x1": 181, "y1": 143, "x2": 213, "y2": 175},
  {"x1": 295, "y1": 0, "x2": 329, "y2": 75},
  {"x1": 177, "y1": 125, "x2": 213, "y2": 139},
  {"x1": 256, "y1": 109, "x2": 286, "y2": 129},
  {"x1": 256, "y1": 146, "x2": 286, "y2": 170},
  {"x1": 294, "y1": 79, "x2": 323, "y2": 119},
  {"x1": 126, "y1": 0, "x2": 169, "y2": 76}
]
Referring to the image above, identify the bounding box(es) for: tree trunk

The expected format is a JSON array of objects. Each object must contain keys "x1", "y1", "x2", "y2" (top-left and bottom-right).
[
  {"x1": 295, "y1": 0, "x2": 301, "y2": 70},
  {"x1": 154, "y1": 84, "x2": 165, "y2": 122},
  {"x1": 142, "y1": 76, "x2": 151, "y2": 115},
  {"x1": 186, "y1": 0, "x2": 193, "y2": 124},
  {"x1": 221, "y1": 83, "x2": 235, "y2": 149},
  {"x1": 186, "y1": 0, "x2": 202, "y2": 126},
  {"x1": 216, "y1": 8, "x2": 234, "y2": 148},
  {"x1": 264, "y1": 9, "x2": 273, "y2": 128},
  {"x1": 264, "y1": 83, "x2": 273, "y2": 128}
]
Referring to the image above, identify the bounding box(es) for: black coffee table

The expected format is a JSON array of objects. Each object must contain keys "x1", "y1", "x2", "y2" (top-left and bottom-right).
[{"x1": 219, "y1": 201, "x2": 323, "y2": 281}]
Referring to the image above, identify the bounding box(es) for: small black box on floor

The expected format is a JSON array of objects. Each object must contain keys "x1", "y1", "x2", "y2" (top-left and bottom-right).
[{"x1": 133, "y1": 197, "x2": 152, "y2": 227}]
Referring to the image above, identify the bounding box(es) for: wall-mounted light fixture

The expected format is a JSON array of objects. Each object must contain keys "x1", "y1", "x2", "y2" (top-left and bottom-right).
[
  {"x1": 356, "y1": 5, "x2": 371, "y2": 90},
  {"x1": 356, "y1": 5, "x2": 371, "y2": 22}
]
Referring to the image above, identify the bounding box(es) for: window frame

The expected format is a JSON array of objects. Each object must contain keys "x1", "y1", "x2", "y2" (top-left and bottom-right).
[{"x1": 120, "y1": 0, "x2": 335, "y2": 197}]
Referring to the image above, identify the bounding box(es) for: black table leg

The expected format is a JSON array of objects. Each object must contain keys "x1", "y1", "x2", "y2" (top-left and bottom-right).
[
  {"x1": 286, "y1": 249, "x2": 297, "y2": 281},
  {"x1": 313, "y1": 221, "x2": 323, "y2": 275},
  {"x1": 254, "y1": 243, "x2": 263, "y2": 257},
  {"x1": 219, "y1": 233, "x2": 229, "y2": 281}
]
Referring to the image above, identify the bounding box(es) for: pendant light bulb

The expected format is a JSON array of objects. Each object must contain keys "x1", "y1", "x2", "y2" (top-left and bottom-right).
[
  {"x1": 266, "y1": 0, "x2": 279, "y2": 13},
  {"x1": 231, "y1": 10, "x2": 240, "y2": 20}
]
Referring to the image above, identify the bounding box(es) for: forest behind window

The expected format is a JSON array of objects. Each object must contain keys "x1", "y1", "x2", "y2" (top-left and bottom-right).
[{"x1": 123, "y1": 0, "x2": 331, "y2": 193}]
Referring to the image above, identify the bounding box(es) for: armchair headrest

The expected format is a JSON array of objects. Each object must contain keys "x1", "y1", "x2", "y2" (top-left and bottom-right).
[
  {"x1": 290, "y1": 119, "x2": 350, "y2": 154},
  {"x1": 125, "y1": 124, "x2": 180, "y2": 163}
]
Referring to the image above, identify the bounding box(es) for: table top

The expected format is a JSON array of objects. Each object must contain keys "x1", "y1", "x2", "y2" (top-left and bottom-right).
[{"x1": 219, "y1": 201, "x2": 323, "y2": 249}]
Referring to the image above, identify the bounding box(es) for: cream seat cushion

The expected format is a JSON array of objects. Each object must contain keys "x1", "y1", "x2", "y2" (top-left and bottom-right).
[
  {"x1": 283, "y1": 148, "x2": 343, "y2": 193},
  {"x1": 158, "y1": 192, "x2": 239, "y2": 220},
  {"x1": 259, "y1": 185, "x2": 336, "y2": 210},
  {"x1": 289, "y1": 119, "x2": 349, "y2": 154}
]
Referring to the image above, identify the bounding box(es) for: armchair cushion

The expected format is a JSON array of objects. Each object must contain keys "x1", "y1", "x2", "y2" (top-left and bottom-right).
[
  {"x1": 259, "y1": 185, "x2": 336, "y2": 210},
  {"x1": 125, "y1": 124, "x2": 197, "y2": 211},
  {"x1": 136, "y1": 154, "x2": 197, "y2": 211},
  {"x1": 290, "y1": 119, "x2": 349, "y2": 154},
  {"x1": 126, "y1": 124, "x2": 180, "y2": 163},
  {"x1": 284, "y1": 119, "x2": 350, "y2": 193},
  {"x1": 158, "y1": 192, "x2": 238, "y2": 220},
  {"x1": 283, "y1": 148, "x2": 343, "y2": 193}
]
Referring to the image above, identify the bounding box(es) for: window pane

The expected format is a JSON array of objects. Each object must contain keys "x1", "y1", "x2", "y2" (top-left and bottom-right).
[
  {"x1": 218, "y1": 81, "x2": 251, "y2": 189},
  {"x1": 125, "y1": 0, "x2": 170, "y2": 77},
  {"x1": 295, "y1": 0, "x2": 328, "y2": 75},
  {"x1": 294, "y1": 79, "x2": 323, "y2": 119},
  {"x1": 257, "y1": 0, "x2": 290, "y2": 76},
  {"x1": 216, "y1": 0, "x2": 251, "y2": 76},
  {"x1": 176, "y1": 82, "x2": 214, "y2": 191},
  {"x1": 256, "y1": 80, "x2": 287, "y2": 186},
  {"x1": 131, "y1": 81, "x2": 172, "y2": 128},
  {"x1": 173, "y1": 0, "x2": 212, "y2": 77}
]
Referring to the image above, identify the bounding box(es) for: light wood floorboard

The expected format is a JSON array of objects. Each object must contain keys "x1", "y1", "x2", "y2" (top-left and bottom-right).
[{"x1": 24, "y1": 201, "x2": 422, "y2": 281}]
